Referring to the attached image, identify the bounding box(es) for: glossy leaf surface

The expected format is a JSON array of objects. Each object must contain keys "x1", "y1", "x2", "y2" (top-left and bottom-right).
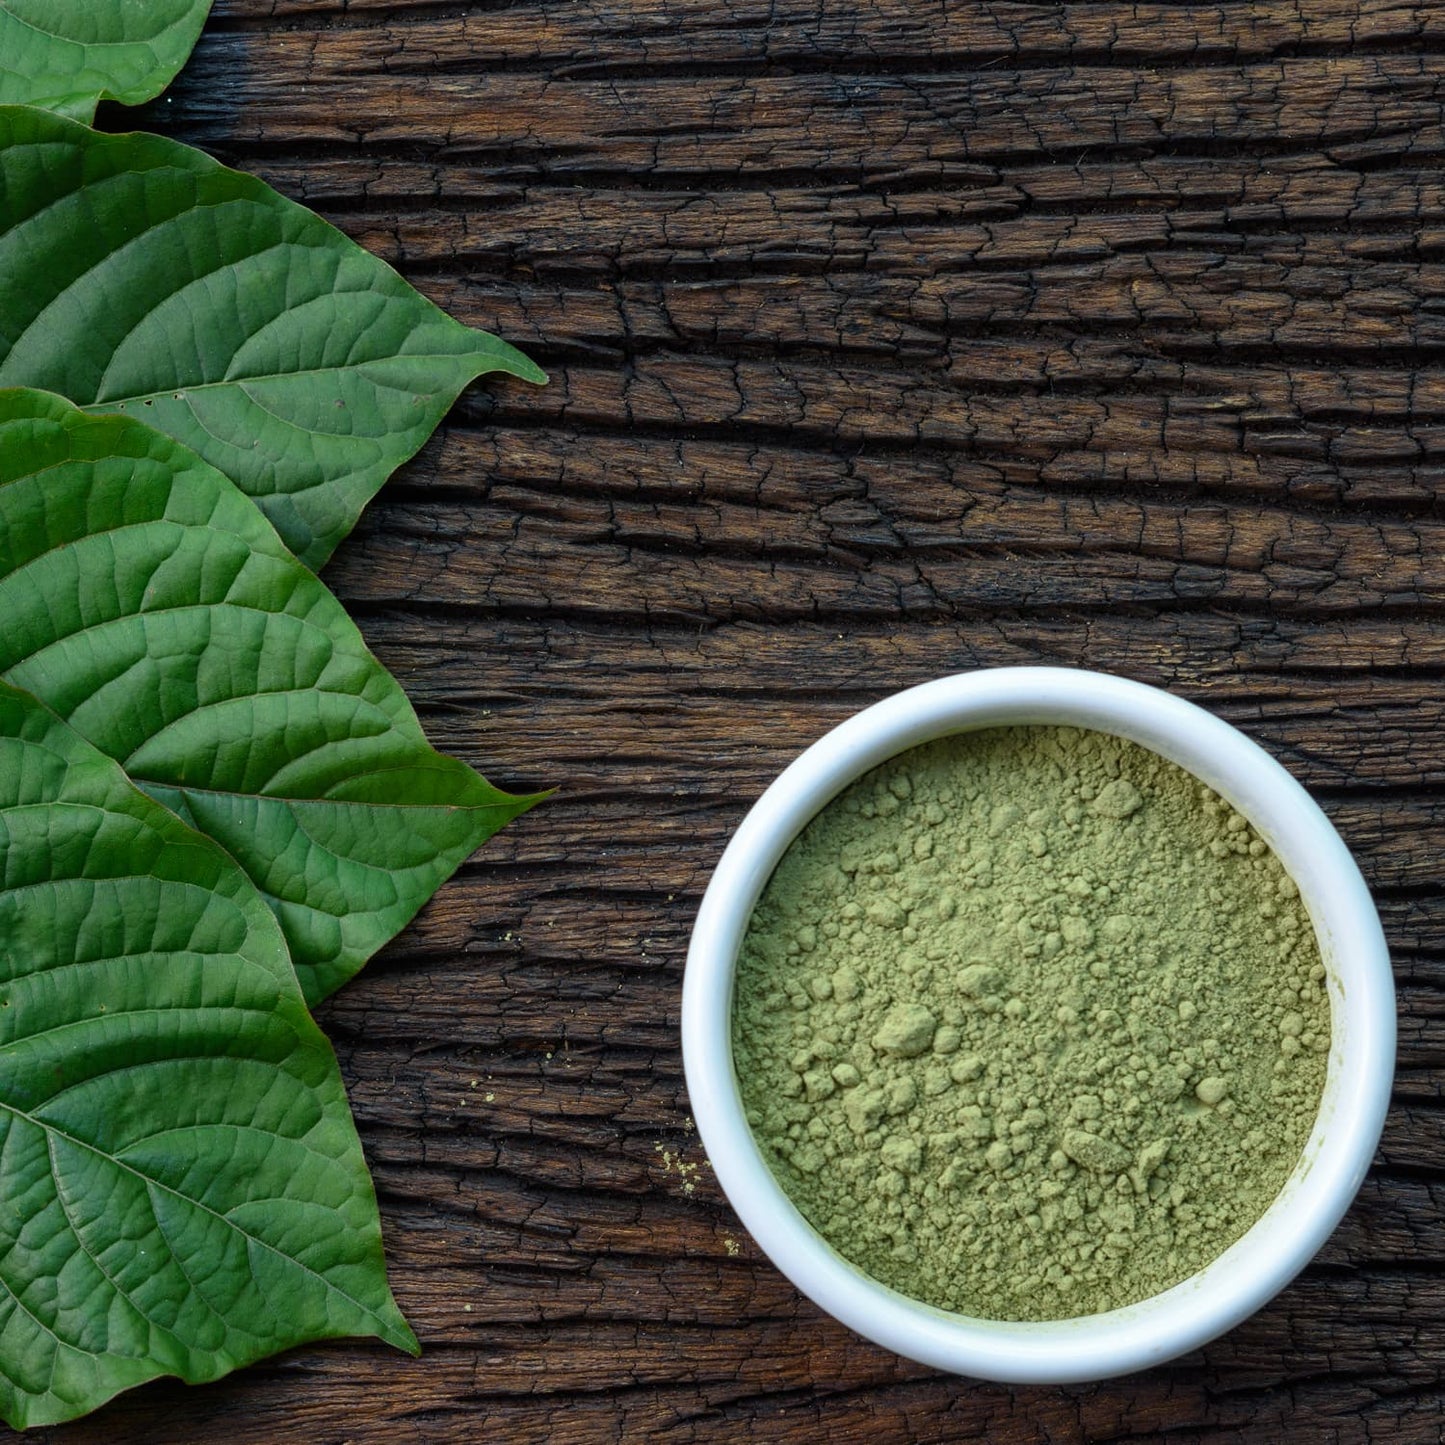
[
  {"x1": 0, "y1": 678, "x2": 416, "y2": 1430},
  {"x1": 0, "y1": 106, "x2": 545, "y2": 568},
  {"x1": 0, "y1": 0, "x2": 213, "y2": 122},
  {"x1": 0, "y1": 389, "x2": 540, "y2": 1004}
]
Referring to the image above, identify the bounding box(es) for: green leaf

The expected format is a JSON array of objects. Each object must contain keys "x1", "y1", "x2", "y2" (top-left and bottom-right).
[
  {"x1": 0, "y1": 675, "x2": 417, "y2": 1430},
  {"x1": 0, "y1": 388, "x2": 542, "y2": 1005},
  {"x1": 0, "y1": 0, "x2": 214, "y2": 123},
  {"x1": 0, "y1": 105, "x2": 545, "y2": 569}
]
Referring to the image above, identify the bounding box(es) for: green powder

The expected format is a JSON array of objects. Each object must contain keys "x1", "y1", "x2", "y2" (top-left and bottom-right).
[{"x1": 732, "y1": 725, "x2": 1331, "y2": 1320}]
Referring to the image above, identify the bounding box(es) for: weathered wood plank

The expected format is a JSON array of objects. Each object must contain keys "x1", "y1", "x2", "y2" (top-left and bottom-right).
[
  {"x1": 241, "y1": 161, "x2": 1445, "y2": 261},
  {"x1": 394, "y1": 366, "x2": 1445, "y2": 500},
  {"x1": 323, "y1": 465, "x2": 1445, "y2": 623},
  {"x1": 207, "y1": 0, "x2": 1445, "y2": 70},
  {"x1": 155, "y1": 59, "x2": 1445, "y2": 178}
]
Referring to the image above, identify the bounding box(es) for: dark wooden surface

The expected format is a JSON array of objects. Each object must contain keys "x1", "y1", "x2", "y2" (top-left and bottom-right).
[{"x1": 27, "y1": 0, "x2": 1445, "y2": 1439}]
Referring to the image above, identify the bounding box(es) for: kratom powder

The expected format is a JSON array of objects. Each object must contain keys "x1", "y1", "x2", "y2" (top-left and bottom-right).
[{"x1": 732, "y1": 725, "x2": 1331, "y2": 1320}]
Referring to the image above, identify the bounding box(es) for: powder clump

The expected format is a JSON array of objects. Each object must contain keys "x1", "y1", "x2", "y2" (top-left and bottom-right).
[
  {"x1": 732, "y1": 725, "x2": 1331, "y2": 1321},
  {"x1": 873, "y1": 1003, "x2": 937, "y2": 1058}
]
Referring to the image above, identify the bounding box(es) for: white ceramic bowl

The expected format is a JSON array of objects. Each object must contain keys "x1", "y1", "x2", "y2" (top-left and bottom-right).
[{"x1": 682, "y1": 666, "x2": 1395, "y2": 1383}]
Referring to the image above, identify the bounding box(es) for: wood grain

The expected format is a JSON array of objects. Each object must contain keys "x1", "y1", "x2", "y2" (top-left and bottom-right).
[{"x1": 24, "y1": 0, "x2": 1445, "y2": 1439}]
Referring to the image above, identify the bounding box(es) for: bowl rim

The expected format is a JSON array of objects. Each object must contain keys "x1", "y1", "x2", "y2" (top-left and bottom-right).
[{"x1": 680, "y1": 665, "x2": 1395, "y2": 1383}]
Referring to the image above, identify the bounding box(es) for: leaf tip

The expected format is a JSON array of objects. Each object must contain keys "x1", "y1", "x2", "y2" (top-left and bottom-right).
[
  {"x1": 515, "y1": 355, "x2": 549, "y2": 387},
  {"x1": 385, "y1": 1313, "x2": 423, "y2": 1358},
  {"x1": 492, "y1": 783, "x2": 554, "y2": 831}
]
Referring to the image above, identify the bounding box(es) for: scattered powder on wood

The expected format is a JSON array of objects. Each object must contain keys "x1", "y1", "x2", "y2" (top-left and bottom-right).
[{"x1": 731, "y1": 725, "x2": 1330, "y2": 1320}]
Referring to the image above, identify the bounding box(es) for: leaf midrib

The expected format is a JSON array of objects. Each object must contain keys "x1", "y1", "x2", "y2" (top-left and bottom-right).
[
  {"x1": 94, "y1": 352, "x2": 500, "y2": 409},
  {"x1": 168, "y1": 780, "x2": 511, "y2": 813}
]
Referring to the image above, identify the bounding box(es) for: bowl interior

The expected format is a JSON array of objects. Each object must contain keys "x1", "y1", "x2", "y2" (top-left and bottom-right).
[{"x1": 681, "y1": 668, "x2": 1394, "y2": 1383}]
